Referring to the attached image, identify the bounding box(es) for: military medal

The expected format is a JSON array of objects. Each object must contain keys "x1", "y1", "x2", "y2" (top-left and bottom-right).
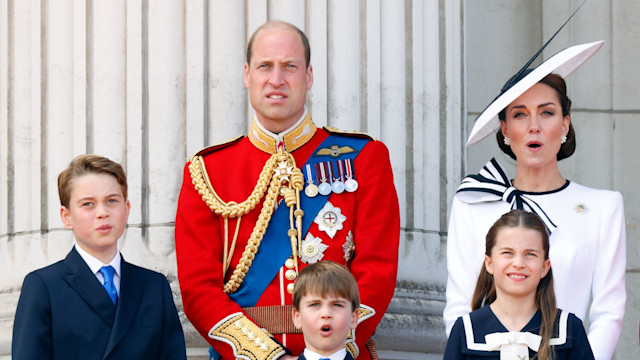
[
  {"x1": 343, "y1": 230, "x2": 355, "y2": 262},
  {"x1": 300, "y1": 233, "x2": 328, "y2": 264},
  {"x1": 304, "y1": 164, "x2": 319, "y2": 198},
  {"x1": 314, "y1": 201, "x2": 346, "y2": 238},
  {"x1": 344, "y1": 159, "x2": 358, "y2": 192},
  {"x1": 317, "y1": 163, "x2": 332, "y2": 196},
  {"x1": 326, "y1": 161, "x2": 343, "y2": 194},
  {"x1": 331, "y1": 161, "x2": 345, "y2": 194}
]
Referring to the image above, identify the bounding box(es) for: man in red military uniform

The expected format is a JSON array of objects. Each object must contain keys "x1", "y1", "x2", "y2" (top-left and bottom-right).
[{"x1": 175, "y1": 20, "x2": 399, "y2": 360}]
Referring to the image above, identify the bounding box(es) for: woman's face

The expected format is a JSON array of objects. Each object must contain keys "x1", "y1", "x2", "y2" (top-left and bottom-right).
[{"x1": 500, "y1": 82, "x2": 570, "y2": 171}]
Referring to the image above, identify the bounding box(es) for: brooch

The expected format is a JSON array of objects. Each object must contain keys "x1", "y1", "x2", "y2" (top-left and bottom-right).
[{"x1": 573, "y1": 202, "x2": 588, "y2": 214}]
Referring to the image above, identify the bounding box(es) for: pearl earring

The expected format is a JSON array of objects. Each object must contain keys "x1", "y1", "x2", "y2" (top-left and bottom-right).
[
  {"x1": 561, "y1": 134, "x2": 567, "y2": 144},
  {"x1": 503, "y1": 137, "x2": 511, "y2": 146}
]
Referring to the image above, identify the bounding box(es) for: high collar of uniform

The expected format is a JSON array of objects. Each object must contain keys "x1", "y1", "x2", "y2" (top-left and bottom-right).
[{"x1": 249, "y1": 109, "x2": 316, "y2": 154}]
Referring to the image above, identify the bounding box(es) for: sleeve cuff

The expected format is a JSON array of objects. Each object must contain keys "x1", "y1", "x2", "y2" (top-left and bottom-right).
[{"x1": 209, "y1": 313, "x2": 286, "y2": 360}]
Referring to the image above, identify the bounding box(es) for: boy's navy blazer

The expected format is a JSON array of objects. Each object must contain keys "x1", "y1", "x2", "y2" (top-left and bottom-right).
[{"x1": 12, "y1": 247, "x2": 186, "y2": 360}]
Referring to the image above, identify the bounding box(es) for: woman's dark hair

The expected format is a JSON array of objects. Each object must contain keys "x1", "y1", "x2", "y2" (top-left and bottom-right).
[
  {"x1": 496, "y1": 73, "x2": 575, "y2": 161},
  {"x1": 472, "y1": 209, "x2": 556, "y2": 360}
]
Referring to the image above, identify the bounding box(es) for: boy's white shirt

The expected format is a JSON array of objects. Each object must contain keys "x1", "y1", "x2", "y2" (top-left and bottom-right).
[
  {"x1": 74, "y1": 243, "x2": 122, "y2": 294},
  {"x1": 302, "y1": 347, "x2": 347, "y2": 360}
]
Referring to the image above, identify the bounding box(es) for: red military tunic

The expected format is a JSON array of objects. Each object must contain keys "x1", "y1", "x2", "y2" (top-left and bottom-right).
[{"x1": 175, "y1": 112, "x2": 400, "y2": 360}]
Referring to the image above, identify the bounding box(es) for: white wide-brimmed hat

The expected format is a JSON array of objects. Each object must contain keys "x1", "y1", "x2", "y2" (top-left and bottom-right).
[{"x1": 466, "y1": 40, "x2": 604, "y2": 147}]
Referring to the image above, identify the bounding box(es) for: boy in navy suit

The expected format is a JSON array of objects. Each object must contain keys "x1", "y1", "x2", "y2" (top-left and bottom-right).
[
  {"x1": 292, "y1": 261, "x2": 359, "y2": 360},
  {"x1": 12, "y1": 155, "x2": 186, "y2": 360}
]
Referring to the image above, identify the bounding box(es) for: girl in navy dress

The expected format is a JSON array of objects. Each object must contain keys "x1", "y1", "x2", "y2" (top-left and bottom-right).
[{"x1": 444, "y1": 210, "x2": 594, "y2": 360}]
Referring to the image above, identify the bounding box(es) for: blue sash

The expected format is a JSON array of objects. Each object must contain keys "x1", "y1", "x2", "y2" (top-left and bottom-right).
[{"x1": 228, "y1": 134, "x2": 369, "y2": 307}]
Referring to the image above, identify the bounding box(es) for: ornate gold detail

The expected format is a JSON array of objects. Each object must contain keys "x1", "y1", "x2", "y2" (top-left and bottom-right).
[
  {"x1": 358, "y1": 304, "x2": 376, "y2": 323},
  {"x1": 250, "y1": 112, "x2": 316, "y2": 154},
  {"x1": 342, "y1": 305, "x2": 376, "y2": 359},
  {"x1": 189, "y1": 147, "x2": 305, "y2": 294},
  {"x1": 209, "y1": 313, "x2": 285, "y2": 360},
  {"x1": 314, "y1": 145, "x2": 356, "y2": 158}
]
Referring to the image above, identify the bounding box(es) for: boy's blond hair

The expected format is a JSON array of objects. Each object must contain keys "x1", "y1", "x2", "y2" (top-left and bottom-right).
[
  {"x1": 292, "y1": 261, "x2": 360, "y2": 312},
  {"x1": 57, "y1": 154, "x2": 128, "y2": 208}
]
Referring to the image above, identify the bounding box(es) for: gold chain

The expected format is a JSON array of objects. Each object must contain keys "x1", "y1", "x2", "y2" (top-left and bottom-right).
[{"x1": 189, "y1": 150, "x2": 305, "y2": 294}]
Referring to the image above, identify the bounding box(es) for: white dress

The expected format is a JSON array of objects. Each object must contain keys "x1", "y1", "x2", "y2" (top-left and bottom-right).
[{"x1": 444, "y1": 159, "x2": 626, "y2": 360}]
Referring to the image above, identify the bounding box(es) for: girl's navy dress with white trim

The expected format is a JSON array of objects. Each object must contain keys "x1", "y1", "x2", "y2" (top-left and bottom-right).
[{"x1": 443, "y1": 305, "x2": 594, "y2": 359}]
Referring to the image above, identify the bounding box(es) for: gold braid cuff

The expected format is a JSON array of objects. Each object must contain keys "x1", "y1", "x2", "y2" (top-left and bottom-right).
[
  {"x1": 209, "y1": 313, "x2": 286, "y2": 360},
  {"x1": 345, "y1": 304, "x2": 377, "y2": 359},
  {"x1": 189, "y1": 150, "x2": 304, "y2": 294}
]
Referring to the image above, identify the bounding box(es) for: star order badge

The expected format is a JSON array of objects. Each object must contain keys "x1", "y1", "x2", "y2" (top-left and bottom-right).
[
  {"x1": 343, "y1": 231, "x2": 355, "y2": 262},
  {"x1": 314, "y1": 201, "x2": 347, "y2": 238},
  {"x1": 300, "y1": 233, "x2": 329, "y2": 264}
]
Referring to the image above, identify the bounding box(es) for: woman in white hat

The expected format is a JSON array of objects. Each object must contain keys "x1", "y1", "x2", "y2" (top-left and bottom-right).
[{"x1": 443, "y1": 41, "x2": 626, "y2": 360}]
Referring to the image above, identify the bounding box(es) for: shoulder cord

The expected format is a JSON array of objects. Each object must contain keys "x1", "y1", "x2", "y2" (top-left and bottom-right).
[{"x1": 189, "y1": 150, "x2": 304, "y2": 294}]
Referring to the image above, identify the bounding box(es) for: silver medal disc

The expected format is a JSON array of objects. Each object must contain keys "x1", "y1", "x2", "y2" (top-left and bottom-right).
[
  {"x1": 345, "y1": 178, "x2": 358, "y2": 192},
  {"x1": 332, "y1": 181, "x2": 345, "y2": 194},
  {"x1": 318, "y1": 182, "x2": 332, "y2": 196}
]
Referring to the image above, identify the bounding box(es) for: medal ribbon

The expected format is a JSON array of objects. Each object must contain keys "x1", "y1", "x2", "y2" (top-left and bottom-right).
[
  {"x1": 345, "y1": 159, "x2": 354, "y2": 179},
  {"x1": 318, "y1": 162, "x2": 328, "y2": 183},
  {"x1": 305, "y1": 164, "x2": 314, "y2": 184},
  {"x1": 337, "y1": 161, "x2": 345, "y2": 182}
]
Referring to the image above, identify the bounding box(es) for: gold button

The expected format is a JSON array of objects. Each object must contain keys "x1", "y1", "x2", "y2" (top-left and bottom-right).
[
  {"x1": 287, "y1": 283, "x2": 295, "y2": 294},
  {"x1": 241, "y1": 326, "x2": 249, "y2": 335},
  {"x1": 260, "y1": 343, "x2": 270, "y2": 351},
  {"x1": 255, "y1": 337, "x2": 264, "y2": 345},
  {"x1": 234, "y1": 320, "x2": 243, "y2": 329},
  {"x1": 285, "y1": 269, "x2": 297, "y2": 281},
  {"x1": 285, "y1": 258, "x2": 295, "y2": 269},
  {"x1": 247, "y1": 332, "x2": 256, "y2": 340}
]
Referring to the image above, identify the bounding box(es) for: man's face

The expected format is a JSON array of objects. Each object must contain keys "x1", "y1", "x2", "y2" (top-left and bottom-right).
[{"x1": 244, "y1": 25, "x2": 313, "y2": 133}]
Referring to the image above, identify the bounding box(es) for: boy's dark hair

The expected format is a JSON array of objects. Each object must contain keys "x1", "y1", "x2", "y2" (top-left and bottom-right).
[
  {"x1": 292, "y1": 261, "x2": 359, "y2": 312},
  {"x1": 57, "y1": 154, "x2": 128, "y2": 208}
]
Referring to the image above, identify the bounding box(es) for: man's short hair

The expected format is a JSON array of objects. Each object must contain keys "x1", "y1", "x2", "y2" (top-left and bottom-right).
[
  {"x1": 246, "y1": 20, "x2": 311, "y2": 68},
  {"x1": 292, "y1": 261, "x2": 360, "y2": 312},
  {"x1": 57, "y1": 154, "x2": 128, "y2": 208}
]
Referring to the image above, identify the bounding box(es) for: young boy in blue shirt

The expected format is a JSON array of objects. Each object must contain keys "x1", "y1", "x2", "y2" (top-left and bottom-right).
[
  {"x1": 12, "y1": 154, "x2": 186, "y2": 360},
  {"x1": 292, "y1": 261, "x2": 360, "y2": 360}
]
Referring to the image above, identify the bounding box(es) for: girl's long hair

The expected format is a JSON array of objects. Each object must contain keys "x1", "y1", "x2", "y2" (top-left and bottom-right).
[{"x1": 471, "y1": 209, "x2": 557, "y2": 360}]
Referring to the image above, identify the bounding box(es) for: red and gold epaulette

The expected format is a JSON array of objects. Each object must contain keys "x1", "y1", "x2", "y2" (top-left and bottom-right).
[
  {"x1": 190, "y1": 136, "x2": 244, "y2": 161},
  {"x1": 323, "y1": 126, "x2": 377, "y2": 141}
]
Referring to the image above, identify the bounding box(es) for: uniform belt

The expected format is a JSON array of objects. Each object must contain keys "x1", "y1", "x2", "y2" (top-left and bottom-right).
[{"x1": 242, "y1": 305, "x2": 302, "y2": 334}]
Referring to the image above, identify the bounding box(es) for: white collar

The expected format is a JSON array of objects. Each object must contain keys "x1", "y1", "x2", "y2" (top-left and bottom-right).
[
  {"x1": 74, "y1": 243, "x2": 121, "y2": 277},
  {"x1": 463, "y1": 309, "x2": 569, "y2": 354},
  {"x1": 302, "y1": 348, "x2": 347, "y2": 360}
]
